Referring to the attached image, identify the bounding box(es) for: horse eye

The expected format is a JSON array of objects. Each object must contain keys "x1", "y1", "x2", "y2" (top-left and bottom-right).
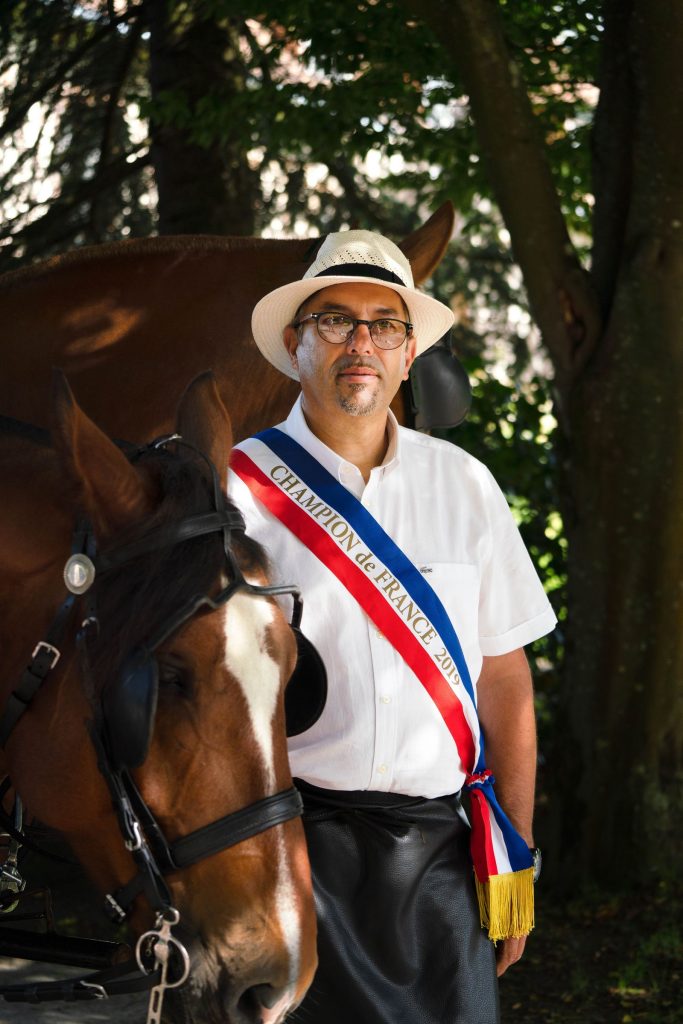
[{"x1": 157, "y1": 658, "x2": 191, "y2": 694}]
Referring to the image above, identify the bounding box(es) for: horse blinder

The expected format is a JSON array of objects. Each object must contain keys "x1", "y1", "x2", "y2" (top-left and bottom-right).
[
  {"x1": 285, "y1": 628, "x2": 327, "y2": 737},
  {"x1": 103, "y1": 623, "x2": 328, "y2": 767},
  {"x1": 102, "y1": 650, "x2": 159, "y2": 771}
]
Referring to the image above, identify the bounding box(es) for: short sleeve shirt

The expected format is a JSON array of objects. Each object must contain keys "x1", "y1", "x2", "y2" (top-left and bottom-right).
[{"x1": 228, "y1": 396, "x2": 557, "y2": 798}]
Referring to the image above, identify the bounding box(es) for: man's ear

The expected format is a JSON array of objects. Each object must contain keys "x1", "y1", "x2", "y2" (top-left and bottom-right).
[
  {"x1": 283, "y1": 325, "x2": 299, "y2": 374},
  {"x1": 402, "y1": 334, "x2": 419, "y2": 380}
]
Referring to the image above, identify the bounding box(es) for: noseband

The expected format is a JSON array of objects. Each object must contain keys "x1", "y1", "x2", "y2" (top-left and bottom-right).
[{"x1": 0, "y1": 429, "x2": 314, "y2": 1009}]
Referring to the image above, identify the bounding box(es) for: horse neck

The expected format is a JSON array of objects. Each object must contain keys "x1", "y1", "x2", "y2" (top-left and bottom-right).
[{"x1": 0, "y1": 438, "x2": 76, "y2": 682}]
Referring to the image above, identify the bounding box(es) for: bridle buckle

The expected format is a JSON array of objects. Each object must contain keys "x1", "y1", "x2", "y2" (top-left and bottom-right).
[{"x1": 31, "y1": 642, "x2": 61, "y2": 670}]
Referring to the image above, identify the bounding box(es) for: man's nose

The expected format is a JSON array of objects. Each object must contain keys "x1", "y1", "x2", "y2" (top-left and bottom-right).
[{"x1": 346, "y1": 321, "x2": 374, "y2": 355}]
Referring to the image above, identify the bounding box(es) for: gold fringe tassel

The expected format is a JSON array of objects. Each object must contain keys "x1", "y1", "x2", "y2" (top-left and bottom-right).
[{"x1": 475, "y1": 867, "x2": 535, "y2": 942}]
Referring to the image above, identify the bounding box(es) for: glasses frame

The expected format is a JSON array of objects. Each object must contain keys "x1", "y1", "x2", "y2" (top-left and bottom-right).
[{"x1": 293, "y1": 311, "x2": 413, "y2": 350}]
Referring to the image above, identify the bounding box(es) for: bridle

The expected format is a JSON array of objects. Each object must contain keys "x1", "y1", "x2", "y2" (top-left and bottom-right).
[{"x1": 0, "y1": 428, "x2": 309, "y2": 1014}]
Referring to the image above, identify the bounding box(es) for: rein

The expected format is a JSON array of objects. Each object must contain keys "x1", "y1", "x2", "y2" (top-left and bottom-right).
[{"x1": 0, "y1": 422, "x2": 306, "y2": 1016}]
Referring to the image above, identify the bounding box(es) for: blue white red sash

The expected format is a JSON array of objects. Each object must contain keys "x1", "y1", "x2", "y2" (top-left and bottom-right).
[{"x1": 231, "y1": 428, "x2": 535, "y2": 939}]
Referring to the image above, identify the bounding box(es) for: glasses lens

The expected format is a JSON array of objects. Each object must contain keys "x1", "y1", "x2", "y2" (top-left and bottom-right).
[
  {"x1": 370, "y1": 319, "x2": 407, "y2": 349},
  {"x1": 316, "y1": 313, "x2": 354, "y2": 343}
]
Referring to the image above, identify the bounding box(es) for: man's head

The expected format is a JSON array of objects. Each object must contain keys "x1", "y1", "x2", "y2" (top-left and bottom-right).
[
  {"x1": 283, "y1": 279, "x2": 418, "y2": 420},
  {"x1": 251, "y1": 229, "x2": 454, "y2": 382}
]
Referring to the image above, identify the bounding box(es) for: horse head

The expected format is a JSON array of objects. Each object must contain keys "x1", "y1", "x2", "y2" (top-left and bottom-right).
[{"x1": 0, "y1": 373, "x2": 317, "y2": 1023}]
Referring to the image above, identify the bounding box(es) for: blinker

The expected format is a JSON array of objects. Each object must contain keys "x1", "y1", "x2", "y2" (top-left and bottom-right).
[
  {"x1": 63, "y1": 554, "x2": 96, "y2": 594},
  {"x1": 104, "y1": 650, "x2": 159, "y2": 770},
  {"x1": 285, "y1": 629, "x2": 327, "y2": 737}
]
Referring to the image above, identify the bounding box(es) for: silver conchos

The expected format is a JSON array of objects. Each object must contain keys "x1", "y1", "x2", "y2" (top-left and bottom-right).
[{"x1": 63, "y1": 554, "x2": 96, "y2": 594}]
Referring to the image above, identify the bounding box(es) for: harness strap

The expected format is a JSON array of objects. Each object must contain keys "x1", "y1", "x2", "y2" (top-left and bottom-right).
[
  {"x1": 170, "y1": 788, "x2": 304, "y2": 869},
  {"x1": 0, "y1": 778, "x2": 75, "y2": 866},
  {"x1": 108, "y1": 787, "x2": 304, "y2": 917},
  {"x1": 0, "y1": 594, "x2": 76, "y2": 748},
  {"x1": 0, "y1": 961, "x2": 161, "y2": 1003},
  {"x1": 95, "y1": 510, "x2": 245, "y2": 573},
  {"x1": 87, "y1": 727, "x2": 173, "y2": 923},
  {"x1": 0, "y1": 519, "x2": 89, "y2": 751}
]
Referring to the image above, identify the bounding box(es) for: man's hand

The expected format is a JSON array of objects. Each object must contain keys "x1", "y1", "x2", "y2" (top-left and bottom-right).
[{"x1": 495, "y1": 935, "x2": 527, "y2": 976}]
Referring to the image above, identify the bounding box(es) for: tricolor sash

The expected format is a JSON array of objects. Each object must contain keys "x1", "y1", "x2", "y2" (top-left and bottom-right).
[{"x1": 231, "y1": 428, "x2": 535, "y2": 940}]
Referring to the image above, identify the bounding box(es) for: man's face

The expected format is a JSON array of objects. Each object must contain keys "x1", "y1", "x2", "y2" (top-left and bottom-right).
[{"x1": 283, "y1": 282, "x2": 418, "y2": 419}]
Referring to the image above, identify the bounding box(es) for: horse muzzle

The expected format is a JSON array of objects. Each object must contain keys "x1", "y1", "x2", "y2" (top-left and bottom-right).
[{"x1": 159, "y1": 924, "x2": 314, "y2": 1024}]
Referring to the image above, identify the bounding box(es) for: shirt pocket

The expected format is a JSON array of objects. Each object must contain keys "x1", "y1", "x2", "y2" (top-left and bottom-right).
[{"x1": 415, "y1": 561, "x2": 481, "y2": 664}]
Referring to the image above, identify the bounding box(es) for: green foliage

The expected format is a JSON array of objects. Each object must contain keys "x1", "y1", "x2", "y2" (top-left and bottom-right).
[
  {"x1": 1, "y1": 0, "x2": 603, "y2": 261},
  {"x1": 437, "y1": 353, "x2": 566, "y2": 737},
  {"x1": 1, "y1": 1, "x2": 153, "y2": 264},
  {"x1": 426, "y1": 222, "x2": 566, "y2": 733}
]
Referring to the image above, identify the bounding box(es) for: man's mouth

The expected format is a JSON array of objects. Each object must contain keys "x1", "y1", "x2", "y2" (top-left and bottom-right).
[{"x1": 336, "y1": 362, "x2": 380, "y2": 382}]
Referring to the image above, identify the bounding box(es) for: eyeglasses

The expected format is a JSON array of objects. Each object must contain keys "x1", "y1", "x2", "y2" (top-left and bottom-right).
[{"x1": 293, "y1": 311, "x2": 413, "y2": 350}]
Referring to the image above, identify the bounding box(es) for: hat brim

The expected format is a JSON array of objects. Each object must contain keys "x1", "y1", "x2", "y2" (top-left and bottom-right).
[{"x1": 251, "y1": 274, "x2": 455, "y2": 380}]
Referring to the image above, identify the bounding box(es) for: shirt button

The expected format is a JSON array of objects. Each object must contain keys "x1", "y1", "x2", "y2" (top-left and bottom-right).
[
  {"x1": 377, "y1": 764, "x2": 388, "y2": 774},
  {"x1": 380, "y1": 695, "x2": 392, "y2": 704},
  {"x1": 376, "y1": 629, "x2": 384, "y2": 639}
]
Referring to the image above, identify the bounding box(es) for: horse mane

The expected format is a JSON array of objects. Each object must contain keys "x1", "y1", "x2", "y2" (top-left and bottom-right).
[
  {"x1": 0, "y1": 234, "x2": 314, "y2": 291},
  {"x1": 89, "y1": 444, "x2": 268, "y2": 692}
]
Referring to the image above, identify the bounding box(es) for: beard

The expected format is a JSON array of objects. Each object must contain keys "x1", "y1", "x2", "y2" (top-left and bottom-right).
[
  {"x1": 333, "y1": 356, "x2": 384, "y2": 416},
  {"x1": 336, "y1": 380, "x2": 381, "y2": 417}
]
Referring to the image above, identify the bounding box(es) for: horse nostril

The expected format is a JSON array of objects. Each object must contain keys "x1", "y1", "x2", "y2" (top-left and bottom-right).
[{"x1": 235, "y1": 981, "x2": 285, "y2": 1019}]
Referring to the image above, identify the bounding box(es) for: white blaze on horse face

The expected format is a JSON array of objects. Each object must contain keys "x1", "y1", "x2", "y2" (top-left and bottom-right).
[
  {"x1": 275, "y1": 831, "x2": 302, "y2": 989},
  {"x1": 221, "y1": 591, "x2": 303, "y2": 1014},
  {"x1": 222, "y1": 590, "x2": 280, "y2": 789}
]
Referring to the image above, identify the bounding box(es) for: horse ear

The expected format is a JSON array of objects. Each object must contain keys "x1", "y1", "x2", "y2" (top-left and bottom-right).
[
  {"x1": 51, "y1": 370, "x2": 155, "y2": 541},
  {"x1": 400, "y1": 201, "x2": 455, "y2": 284},
  {"x1": 175, "y1": 371, "x2": 234, "y2": 471}
]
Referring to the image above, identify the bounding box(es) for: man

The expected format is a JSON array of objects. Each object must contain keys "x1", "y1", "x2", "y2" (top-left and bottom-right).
[{"x1": 229, "y1": 230, "x2": 556, "y2": 1023}]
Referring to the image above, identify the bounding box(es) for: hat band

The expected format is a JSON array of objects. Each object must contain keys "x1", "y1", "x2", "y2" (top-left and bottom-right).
[{"x1": 313, "y1": 263, "x2": 407, "y2": 287}]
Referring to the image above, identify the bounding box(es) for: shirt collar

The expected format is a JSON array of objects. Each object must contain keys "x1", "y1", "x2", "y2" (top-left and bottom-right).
[{"x1": 284, "y1": 394, "x2": 401, "y2": 489}]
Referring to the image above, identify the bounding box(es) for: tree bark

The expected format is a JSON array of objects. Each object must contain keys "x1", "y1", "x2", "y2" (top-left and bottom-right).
[
  {"x1": 405, "y1": 0, "x2": 602, "y2": 401},
  {"x1": 408, "y1": 0, "x2": 683, "y2": 887},
  {"x1": 146, "y1": 0, "x2": 260, "y2": 235},
  {"x1": 554, "y1": 0, "x2": 683, "y2": 887}
]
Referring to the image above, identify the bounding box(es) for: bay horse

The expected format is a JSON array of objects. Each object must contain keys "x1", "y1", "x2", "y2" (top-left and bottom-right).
[
  {"x1": 0, "y1": 204, "x2": 454, "y2": 444},
  {"x1": 0, "y1": 372, "x2": 318, "y2": 1024}
]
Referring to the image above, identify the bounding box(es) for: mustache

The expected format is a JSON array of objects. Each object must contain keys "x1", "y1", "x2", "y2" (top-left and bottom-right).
[{"x1": 334, "y1": 356, "x2": 383, "y2": 374}]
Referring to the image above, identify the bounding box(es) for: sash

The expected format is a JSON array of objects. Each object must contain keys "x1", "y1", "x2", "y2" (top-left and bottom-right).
[{"x1": 231, "y1": 428, "x2": 535, "y2": 940}]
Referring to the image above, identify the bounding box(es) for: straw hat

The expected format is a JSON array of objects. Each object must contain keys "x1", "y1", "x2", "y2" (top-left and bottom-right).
[{"x1": 251, "y1": 229, "x2": 455, "y2": 380}]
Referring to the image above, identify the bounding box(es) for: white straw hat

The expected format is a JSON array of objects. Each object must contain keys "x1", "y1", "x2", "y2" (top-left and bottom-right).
[{"x1": 251, "y1": 229, "x2": 455, "y2": 380}]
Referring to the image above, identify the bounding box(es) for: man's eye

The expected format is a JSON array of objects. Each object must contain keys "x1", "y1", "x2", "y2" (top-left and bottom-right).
[
  {"x1": 320, "y1": 313, "x2": 352, "y2": 327},
  {"x1": 374, "y1": 320, "x2": 395, "y2": 331}
]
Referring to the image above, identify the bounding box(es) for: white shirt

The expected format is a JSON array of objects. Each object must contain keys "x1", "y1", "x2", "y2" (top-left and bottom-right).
[{"x1": 228, "y1": 396, "x2": 557, "y2": 798}]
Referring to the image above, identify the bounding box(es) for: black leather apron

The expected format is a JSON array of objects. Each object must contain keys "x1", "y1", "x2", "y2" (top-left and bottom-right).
[{"x1": 291, "y1": 780, "x2": 500, "y2": 1024}]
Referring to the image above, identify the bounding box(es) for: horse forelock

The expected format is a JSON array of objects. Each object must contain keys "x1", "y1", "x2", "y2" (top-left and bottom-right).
[{"x1": 89, "y1": 447, "x2": 268, "y2": 692}]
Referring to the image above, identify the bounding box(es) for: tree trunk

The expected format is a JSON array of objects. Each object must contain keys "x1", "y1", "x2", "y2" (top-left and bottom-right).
[
  {"x1": 411, "y1": 0, "x2": 683, "y2": 888},
  {"x1": 550, "y1": 0, "x2": 683, "y2": 887},
  {"x1": 147, "y1": 0, "x2": 259, "y2": 235}
]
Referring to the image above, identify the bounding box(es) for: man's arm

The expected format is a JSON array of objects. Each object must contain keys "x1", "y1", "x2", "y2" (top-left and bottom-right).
[{"x1": 476, "y1": 647, "x2": 537, "y2": 976}]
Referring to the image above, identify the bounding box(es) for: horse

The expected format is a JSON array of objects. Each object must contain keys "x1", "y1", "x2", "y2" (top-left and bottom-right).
[
  {"x1": 0, "y1": 372, "x2": 320, "y2": 1024},
  {"x1": 0, "y1": 204, "x2": 455, "y2": 444}
]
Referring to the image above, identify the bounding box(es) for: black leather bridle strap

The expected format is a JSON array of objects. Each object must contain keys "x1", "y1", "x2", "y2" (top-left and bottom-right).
[
  {"x1": 169, "y1": 787, "x2": 304, "y2": 869},
  {"x1": 95, "y1": 510, "x2": 245, "y2": 573},
  {"x1": 0, "y1": 961, "x2": 161, "y2": 1003},
  {"x1": 0, "y1": 593, "x2": 76, "y2": 748},
  {"x1": 87, "y1": 727, "x2": 173, "y2": 922},
  {"x1": 109, "y1": 785, "x2": 304, "y2": 915}
]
